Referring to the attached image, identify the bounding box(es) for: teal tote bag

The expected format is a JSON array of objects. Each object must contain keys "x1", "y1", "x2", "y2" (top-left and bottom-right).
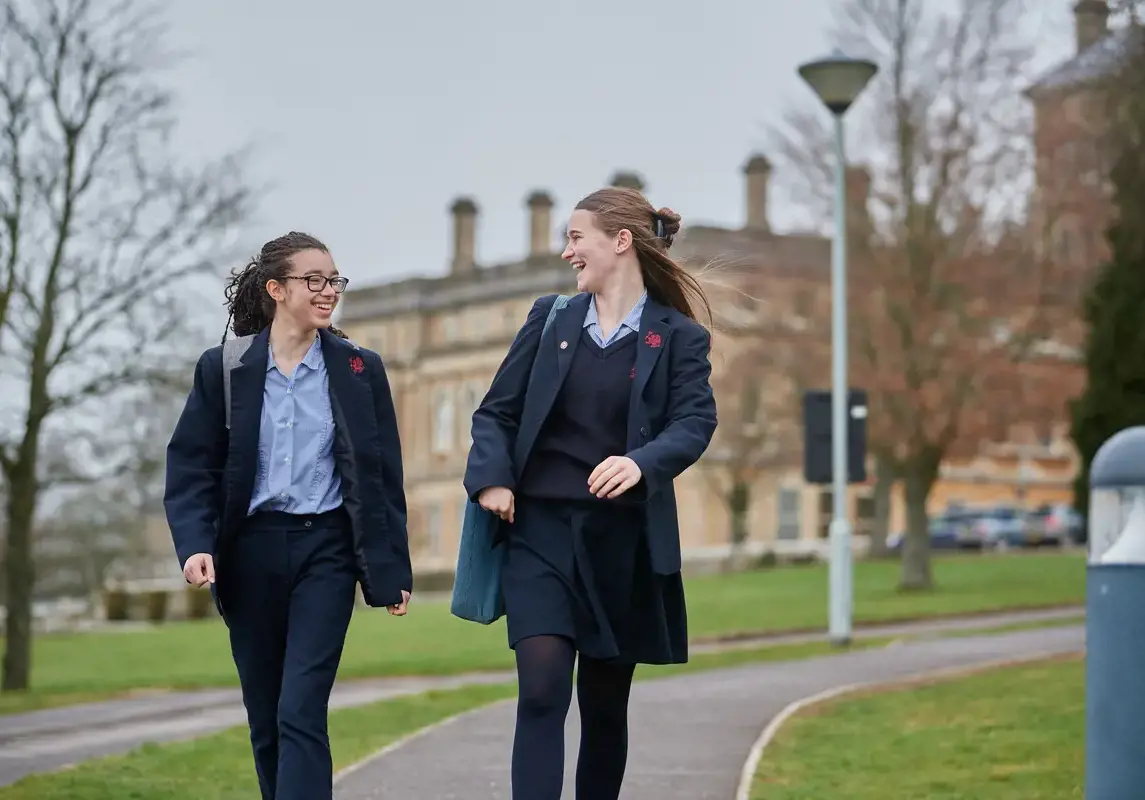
[{"x1": 450, "y1": 295, "x2": 569, "y2": 624}]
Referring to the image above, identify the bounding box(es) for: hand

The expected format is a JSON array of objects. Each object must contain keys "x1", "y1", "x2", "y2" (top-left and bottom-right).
[
  {"x1": 478, "y1": 486, "x2": 515, "y2": 523},
  {"x1": 183, "y1": 553, "x2": 215, "y2": 587},
  {"x1": 588, "y1": 456, "x2": 642, "y2": 499},
  {"x1": 388, "y1": 590, "x2": 411, "y2": 616}
]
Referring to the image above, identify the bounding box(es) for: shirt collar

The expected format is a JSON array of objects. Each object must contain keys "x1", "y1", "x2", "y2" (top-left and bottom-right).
[
  {"x1": 585, "y1": 291, "x2": 647, "y2": 332},
  {"x1": 267, "y1": 334, "x2": 324, "y2": 372}
]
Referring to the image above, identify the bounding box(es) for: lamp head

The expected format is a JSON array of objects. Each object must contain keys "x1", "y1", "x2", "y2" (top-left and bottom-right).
[{"x1": 798, "y1": 49, "x2": 879, "y2": 116}]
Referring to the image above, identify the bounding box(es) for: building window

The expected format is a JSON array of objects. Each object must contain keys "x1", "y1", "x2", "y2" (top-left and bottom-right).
[
  {"x1": 854, "y1": 493, "x2": 876, "y2": 538},
  {"x1": 741, "y1": 379, "x2": 761, "y2": 426},
  {"x1": 372, "y1": 328, "x2": 386, "y2": 355},
  {"x1": 432, "y1": 387, "x2": 454, "y2": 453},
  {"x1": 443, "y1": 316, "x2": 459, "y2": 343},
  {"x1": 503, "y1": 305, "x2": 519, "y2": 332},
  {"x1": 819, "y1": 492, "x2": 876, "y2": 538},
  {"x1": 426, "y1": 502, "x2": 442, "y2": 557},
  {"x1": 777, "y1": 487, "x2": 801, "y2": 540},
  {"x1": 817, "y1": 490, "x2": 832, "y2": 539},
  {"x1": 469, "y1": 309, "x2": 487, "y2": 338},
  {"x1": 459, "y1": 382, "x2": 483, "y2": 446}
]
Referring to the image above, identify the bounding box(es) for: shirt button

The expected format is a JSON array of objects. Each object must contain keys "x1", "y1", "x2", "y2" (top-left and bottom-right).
[{"x1": 284, "y1": 456, "x2": 291, "y2": 463}]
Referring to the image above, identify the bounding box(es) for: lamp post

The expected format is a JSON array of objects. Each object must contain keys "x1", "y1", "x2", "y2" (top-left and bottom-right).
[{"x1": 798, "y1": 49, "x2": 878, "y2": 646}]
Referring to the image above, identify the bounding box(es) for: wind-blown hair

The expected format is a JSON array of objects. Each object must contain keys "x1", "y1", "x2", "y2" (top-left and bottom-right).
[{"x1": 574, "y1": 187, "x2": 712, "y2": 327}]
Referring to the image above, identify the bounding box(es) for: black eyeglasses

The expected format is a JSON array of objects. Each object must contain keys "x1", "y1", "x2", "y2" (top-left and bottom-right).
[{"x1": 283, "y1": 275, "x2": 350, "y2": 293}]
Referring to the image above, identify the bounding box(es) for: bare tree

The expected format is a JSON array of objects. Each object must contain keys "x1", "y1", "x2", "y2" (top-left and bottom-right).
[
  {"x1": 0, "y1": 0, "x2": 250, "y2": 691},
  {"x1": 28, "y1": 386, "x2": 187, "y2": 606},
  {"x1": 770, "y1": 0, "x2": 1069, "y2": 589},
  {"x1": 703, "y1": 269, "x2": 829, "y2": 564}
]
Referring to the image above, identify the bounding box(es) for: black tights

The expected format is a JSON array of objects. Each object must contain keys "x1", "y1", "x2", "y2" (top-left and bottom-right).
[{"x1": 511, "y1": 634, "x2": 636, "y2": 800}]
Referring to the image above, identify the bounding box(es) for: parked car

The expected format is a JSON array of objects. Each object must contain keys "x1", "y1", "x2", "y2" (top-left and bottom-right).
[
  {"x1": 1025, "y1": 503, "x2": 1083, "y2": 546},
  {"x1": 965, "y1": 505, "x2": 1029, "y2": 549},
  {"x1": 887, "y1": 508, "x2": 980, "y2": 552}
]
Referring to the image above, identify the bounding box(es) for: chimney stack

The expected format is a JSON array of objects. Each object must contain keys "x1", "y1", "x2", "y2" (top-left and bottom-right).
[
  {"x1": 608, "y1": 170, "x2": 646, "y2": 192},
  {"x1": 526, "y1": 190, "x2": 554, "y2": 258},
  {"x1": 449, "y1": 196, "x2": 478, "y2": 274},
  {"x1": 1074, "y1": 0, "x2": 1110, "y2": 54},
  {"x1": 743, "y1": 153, "x2": 772, "y2": 232}
]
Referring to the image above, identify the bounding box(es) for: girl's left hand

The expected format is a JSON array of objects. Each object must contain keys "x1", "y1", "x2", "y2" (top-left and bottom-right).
[
  {"x1": 589, "y1": 456, "x2": 642, "y2": 499},
  {"x1": 388, "y1": 590, "x2": 411, "y2": 616}
]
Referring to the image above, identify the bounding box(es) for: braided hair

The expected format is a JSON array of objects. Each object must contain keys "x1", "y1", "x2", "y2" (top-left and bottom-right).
[{"x1": 222, "y1": 231, "x2": 348, "y2": 343}]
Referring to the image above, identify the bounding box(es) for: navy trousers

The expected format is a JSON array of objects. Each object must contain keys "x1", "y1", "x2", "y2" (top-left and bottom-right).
[{"x1": 221, "y1": 507, "x2": 357, "y2": 800}]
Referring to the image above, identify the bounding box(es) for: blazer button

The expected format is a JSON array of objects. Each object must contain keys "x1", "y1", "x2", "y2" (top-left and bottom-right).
[{"x1": 640, "y1": 427, "x2": 648, "y2": 437}]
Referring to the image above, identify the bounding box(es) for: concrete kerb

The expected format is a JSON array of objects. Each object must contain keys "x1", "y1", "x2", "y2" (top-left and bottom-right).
[{"x1": 731, "y1": 647, "x2": 1087, "y2": 800}]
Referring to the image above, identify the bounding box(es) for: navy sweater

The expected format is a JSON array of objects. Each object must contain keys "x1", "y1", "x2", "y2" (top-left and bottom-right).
[{"x1": 518, "y1": 330, "x2": 638, "y2": 503}]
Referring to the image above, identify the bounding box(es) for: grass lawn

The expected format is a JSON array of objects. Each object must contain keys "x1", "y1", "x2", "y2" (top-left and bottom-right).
[
  {"x1": 0, "y1": 552, "x2": 1083, "y2": 714},
  {"x1": 0, "y1": 638, "x2": 892, "y2": 799},
  {"x1": 750, "y1": 654, "x2": 1084, "y2": 799}
]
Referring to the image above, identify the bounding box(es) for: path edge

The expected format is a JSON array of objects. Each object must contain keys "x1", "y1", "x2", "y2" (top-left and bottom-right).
[
  {"x1": 333, "y1": 697, "x2": 516, "y2": 784},
  {"x1": 731, "y1": 647, "x2": 1086, "y2": 800}
]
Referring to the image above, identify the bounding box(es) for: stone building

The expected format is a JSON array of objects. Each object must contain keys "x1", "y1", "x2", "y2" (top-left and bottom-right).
[
  {"x1": 1027, "y1": 0, "x2": 1136, "y2": 275},
  {"x1": 337, "y1": 148, "x2": 1080, "y2": 570},
  {"x1": 337, "y1": 162, "x2": 826, "y2": 568}
]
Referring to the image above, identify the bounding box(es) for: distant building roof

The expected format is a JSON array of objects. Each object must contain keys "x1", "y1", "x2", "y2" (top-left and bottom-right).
[
  {"x1": 1028, "y1": 25, "x2": 1142, "y2": 99},
  {"x1": 338, "y1": 223, "x2": 829, "y2": 322}
]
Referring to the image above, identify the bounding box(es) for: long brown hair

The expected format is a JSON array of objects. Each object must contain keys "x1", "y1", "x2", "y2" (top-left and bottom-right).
[{"x1": 574, "y1": 187, "x2": 712, "y2": 327}]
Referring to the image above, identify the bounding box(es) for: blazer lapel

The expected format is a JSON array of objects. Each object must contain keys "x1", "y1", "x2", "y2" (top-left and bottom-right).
[
  {"x1": 551, "y1": 292, "x2": 588, "y2": 391},
  {"x1": 225, "y1": 328, "x2": 270, "y2": 527},
  {"x1": 321, "y1": 330, "x2": 377, "y2": 449},
  {"x1": 632, "y1": 299, "x2": 668, "y2": 402},
  {"x1": 629, "y1": 299, "x2": 671, "y2": 421},
  {"x1": 512, "y1": 292, "x2": 589, "y2": 474}
]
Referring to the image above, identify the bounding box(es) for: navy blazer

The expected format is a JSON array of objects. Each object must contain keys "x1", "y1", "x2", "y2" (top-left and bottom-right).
[
  {"x1": 164, "y1": 327, "x2": 412, "y2": 609},
  {"x1": 464, "y1": 292, "x2": 718, "y2": 575}
]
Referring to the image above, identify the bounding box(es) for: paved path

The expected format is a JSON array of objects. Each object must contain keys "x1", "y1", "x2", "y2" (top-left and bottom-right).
[
  {"x1": 0, "y1": 606, "x2": 1081, "y2": 788},
  {"x1": 333, "y1": 625, "x2": 1084, "y2": 800},
  {"x1": 0, "y1": 673, "x2": 512, "y2": 787}
]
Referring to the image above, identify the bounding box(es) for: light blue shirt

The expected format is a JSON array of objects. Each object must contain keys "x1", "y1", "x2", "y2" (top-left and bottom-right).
[
  {"x1": 584, "y1": 291, "x2": 647, "y2": 348},
  {"x1": 247, "y1": 336, "x2": 343, "y2": 515}
]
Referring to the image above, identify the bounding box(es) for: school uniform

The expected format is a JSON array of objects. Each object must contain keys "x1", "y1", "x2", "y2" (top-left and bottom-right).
[
  {"x1": 464, "y1": 290, "x2": 717, "y2": 798},
  {"x1": 164, "y1": 327, "x2": 411, "y2": 800}
]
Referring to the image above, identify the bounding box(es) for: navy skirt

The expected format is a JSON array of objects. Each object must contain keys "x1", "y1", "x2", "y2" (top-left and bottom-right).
[{"x1": 501, "y1": 495, "x2": 688, "y2": 665}]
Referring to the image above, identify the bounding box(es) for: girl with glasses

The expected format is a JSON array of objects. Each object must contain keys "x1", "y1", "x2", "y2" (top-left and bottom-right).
[{"x1": 165, "y1": 231, "x2": 412, "y2": 800}]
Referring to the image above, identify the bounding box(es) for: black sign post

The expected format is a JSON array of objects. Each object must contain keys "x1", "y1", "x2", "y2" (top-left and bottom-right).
[{"x1": 802, "y1": 388, "x2": 868, "y2": 485}]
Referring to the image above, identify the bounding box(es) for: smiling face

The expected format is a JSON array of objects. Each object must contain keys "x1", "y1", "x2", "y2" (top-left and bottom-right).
[
  {"x1": 265, "y1": 248, "x2": 345, "y2": 331},
  {"x1": 561, "y1": 209, "x2": 633, "y2": 294}
]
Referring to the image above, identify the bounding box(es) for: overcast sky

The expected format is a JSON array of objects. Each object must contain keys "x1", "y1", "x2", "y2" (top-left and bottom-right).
[{"x1": 161, "y1": 0, "x2": 1074, "y2": 293}]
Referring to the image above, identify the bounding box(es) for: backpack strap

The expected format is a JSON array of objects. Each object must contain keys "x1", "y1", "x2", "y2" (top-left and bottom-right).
[
  {"x1": 541, "y1": 294, "x2": 570, "y2": 337},
  {"x1": 222, "y1": 335, "x2": 255, "y2": 430}
]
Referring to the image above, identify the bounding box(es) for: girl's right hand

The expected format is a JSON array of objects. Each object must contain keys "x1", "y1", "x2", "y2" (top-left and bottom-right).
[
  {"x1": 183, "y1": 553, "x2": 215, "y2": 587},
  {"x1": 478, "y1": 486, "x2": 515, "y2": 523}
]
